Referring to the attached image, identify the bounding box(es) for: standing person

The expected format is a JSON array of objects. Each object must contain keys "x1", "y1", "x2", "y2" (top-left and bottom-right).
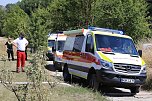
[
  {"x1": 5, "y1": 37, "x2": 14, "y2": 61},
  {"x1": 13, "y1": 33, "x2": 28, "y2": 73},
  {"x1": 25, "y1": 46, "x2": 27, "y2": 61}
]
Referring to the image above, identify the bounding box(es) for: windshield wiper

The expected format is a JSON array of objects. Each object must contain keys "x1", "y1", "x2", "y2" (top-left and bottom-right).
[
  {"x1": 130, "y1": 54, "x2": 139, "y2": 57},
  {"x1": 102, "y1": 51, "x2": 115, "y2": 55}
]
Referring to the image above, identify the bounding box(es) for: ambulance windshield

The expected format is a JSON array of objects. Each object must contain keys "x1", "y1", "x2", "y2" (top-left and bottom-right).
[
  {"x1": 48, "y1": 40, "x2": 55, "y2": 47},
  {"x1": 95, "y1": 34, "x2": 138, "y2": 55},
  {"x1": 57, "y1": 41, "x2": 65, "y2": 51}
]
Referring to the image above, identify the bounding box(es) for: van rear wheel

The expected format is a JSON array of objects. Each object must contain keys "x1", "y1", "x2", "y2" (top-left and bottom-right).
[
  {"x1": 63, "y1": 65, "x2": 71, "y2": 82},
  {"x1": 88, "y1": 74, "x2": 99, "y2": 91}
]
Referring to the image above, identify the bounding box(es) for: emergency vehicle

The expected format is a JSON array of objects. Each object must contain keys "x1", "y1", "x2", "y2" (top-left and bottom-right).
[
  {"x1": 47, "y1": 34, "x2": 56, "y2": 60},
  {"x1": 53, "y1": 34, "x2": 67, "y2": 71},
  {"x1": 62, "y1": 27, "x2": 147, "y2": 95}
]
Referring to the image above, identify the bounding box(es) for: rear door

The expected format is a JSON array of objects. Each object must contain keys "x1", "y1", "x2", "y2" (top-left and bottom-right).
[{"x1": 68, "y1": 35, "x2": 86, "y2": 78}]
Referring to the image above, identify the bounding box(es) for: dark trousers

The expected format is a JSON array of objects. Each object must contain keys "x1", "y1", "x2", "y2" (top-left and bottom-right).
[
  {"x1": 25, "y1": 50, "x2": 27, "y2": 60},
  {"x1": 7, "y1": 50, "x2": 14, "y2": 60}
]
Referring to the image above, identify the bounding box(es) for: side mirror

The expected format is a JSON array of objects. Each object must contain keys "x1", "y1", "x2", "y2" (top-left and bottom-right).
[
  {"x1": 138, "y1": 50, "x2": 142, "y2": 57},
  {"x1": 86, "y1": 44, "x2": 94, "y2": 53}
]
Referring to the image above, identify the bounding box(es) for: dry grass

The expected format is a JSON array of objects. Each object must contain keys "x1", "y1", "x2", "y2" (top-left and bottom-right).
[
  {"x1": 0, "y1": 37, "x2": 7, "y2": 56},
  {"x1": 137, "y1": 38, "x2": 152, "y2": 90},
  {"x1": 0, "y1": 84, "x2": 18, "y2": 101},
  {"x1": 0, "y1": 37, "x2": 17, "y2": 58},
  {"x1": 0, "y1": 37, "x2": 107, "y2": 101},
  {"x1": 48, "y1": 85, "x2": 108, "y2": 101},
  {"x1": 0, "y1": 83, "x2": 108, "y2": 101},
  {"x1": 0, "y1": 59, "x2": 108, "y2": 101}
]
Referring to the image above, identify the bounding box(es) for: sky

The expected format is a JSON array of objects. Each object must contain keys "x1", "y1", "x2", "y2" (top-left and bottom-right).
[{"x1": 0, "y1": 0, "x2": 21, "y2": 6}]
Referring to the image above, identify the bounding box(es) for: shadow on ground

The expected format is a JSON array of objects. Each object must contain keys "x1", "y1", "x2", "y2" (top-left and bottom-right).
[
  {"x1": 71, "y1": 77, "x2": 133, "y2": 97},
  {"x1": 45, "y1": 62, "x2": 56, "y2": 71},
  {"x1": 100, "y1": 87, "x2": 134, "y2": 97},
  {"x1": 44, "y1": 61, "x2": 134, "y2": 97}
]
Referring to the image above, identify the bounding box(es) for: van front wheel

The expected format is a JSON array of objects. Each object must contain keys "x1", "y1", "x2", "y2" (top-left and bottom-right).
[
  {"x1": 88, "y1": 74, "x2": 99, "y2": 91},
  {"x1": 130, "y1": 86, "x2": 140, "y2": 95},
  {"x1": 63, "y1": 65, "x2": 71, "y2": 82}
]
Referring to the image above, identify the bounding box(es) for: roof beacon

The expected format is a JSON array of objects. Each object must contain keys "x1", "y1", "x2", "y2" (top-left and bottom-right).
[{"x1": 88, "y1": 26, "x2": 124, "y2": 35}]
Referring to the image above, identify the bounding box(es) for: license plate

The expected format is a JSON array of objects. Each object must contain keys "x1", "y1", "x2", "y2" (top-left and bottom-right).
[{"x1": 121, "y1": 78, "x2": 135, "y2": 83}]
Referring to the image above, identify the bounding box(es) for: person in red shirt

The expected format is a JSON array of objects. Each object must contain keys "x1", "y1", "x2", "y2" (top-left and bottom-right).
[{"x1": 13, "y1": 33, "x2": 28, "y2": 73}]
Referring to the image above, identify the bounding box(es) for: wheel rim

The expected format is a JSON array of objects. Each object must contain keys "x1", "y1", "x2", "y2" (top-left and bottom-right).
[
  {"x1": 89, "y1": 74, "x2": 99, "y2": 90},
  {"x1": 89, "y1": 76, "x2": 95, "y2": 87}
]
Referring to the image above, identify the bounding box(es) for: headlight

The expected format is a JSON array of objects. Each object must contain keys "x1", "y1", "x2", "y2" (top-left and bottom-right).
[
  {"x1": 99, "y1": 59, "x2": 113, "y2": 70},
  {"x1": 141, "y1": 65, "x2": 146, "y2": 74}
]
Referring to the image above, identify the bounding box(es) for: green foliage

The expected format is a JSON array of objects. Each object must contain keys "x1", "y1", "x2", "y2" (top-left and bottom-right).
[
  {"x1": 18, "y1": 0, "x2": 53, "y2": 15},
  {"x1": 0, "y1": 0, "x2": 151, "y2": 47},
  {"x1": 93, "y1": 0, "x2": 151, "y2": 41},
  {"x1": 147, "y1": 1, "x2": 152, "y2": 29},
  {"x1": 0, "y1": 7, "x2": 5, "y2": 36},
  {"x1": 29, "y1": 7, "x2": 50, "y2": 49},
  {"x1": 48, "y1": 0, "x2": 95, "y2": 32},
  {"x1": 2, "y1": 5, "x2": 30, "y2": 38},
  {"x1": 48, "y1": 0, "x2": 78, "y2": 32}
]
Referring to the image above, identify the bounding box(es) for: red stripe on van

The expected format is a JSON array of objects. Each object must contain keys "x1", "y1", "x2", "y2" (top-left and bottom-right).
[{"x1": 63, "y1": 51, "x2": 100, "y2": 65}]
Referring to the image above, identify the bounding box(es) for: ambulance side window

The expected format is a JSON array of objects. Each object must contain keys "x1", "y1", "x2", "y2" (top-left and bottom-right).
[
  {"x1": 73, "y1": 35, "x2": 85, "y2": 52},
  {"x1": 64, "y1": 36, "x2": 75, "y2": 51},
  {"x1": 86, "y1": 35, "x2": 94, "y2": 54}
]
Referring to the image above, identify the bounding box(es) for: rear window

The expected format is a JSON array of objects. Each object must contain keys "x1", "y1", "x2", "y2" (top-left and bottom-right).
[
  {"x1": 64, "y1": 36, "x2": 75, "y2": 51},
  {"x1": 73, "y1": 35, "x2": 85, "y2": 52}
]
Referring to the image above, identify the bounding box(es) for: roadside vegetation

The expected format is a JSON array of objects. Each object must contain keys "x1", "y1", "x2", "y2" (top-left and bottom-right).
[
  {"x1": 0, "y1": 0, "x2": 152, "y2": 48},
  {"x1": 137, "y1": 39, "x2": 152, "y2": 90},
  {"x1": 0, "y1": 44, "x2": 108, "y2": 101},
  {"x1": 0, "y1": 0, "x2": 152, "y2": 100}
]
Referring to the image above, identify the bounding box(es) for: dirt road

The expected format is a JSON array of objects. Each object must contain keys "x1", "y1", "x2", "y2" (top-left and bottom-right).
[
  {"x1": 105, "y1": 88, "x2": 152, "y2": 101},
  {"x1": 46, "y1": 61, "x2": 152, "y2": 101}
]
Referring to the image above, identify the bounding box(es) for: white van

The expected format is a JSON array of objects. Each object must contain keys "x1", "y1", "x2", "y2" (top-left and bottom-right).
[
  {"x1": 53, "y1": 34, "x2": 67, "y2": 71},
  {"x1": 62, "y1": 27, "x2": 147, "y2": 95},
  {"x1": 47, "y1": 34, "x2": 56, "y2": 60}
]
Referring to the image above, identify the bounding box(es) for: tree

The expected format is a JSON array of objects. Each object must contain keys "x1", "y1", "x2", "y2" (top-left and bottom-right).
[
  {"x1": 2, "y1": 5, "x2": 30, "y2": 38},
  {"x1": 48, "y1": 0, "x2": 95, "y2": 32},
  {"x1": 0, "y1": 6, "x2": 5, "y2": 36},
  {"x1": 29, "y1": 7, "x2": 50, "y2": 49},
  {"x1": 147, "y1": 0, "x2": 152, "y2": 29},
  {"x1": 18, "y1": 0, "x2": 52, "y2": 15},
  {"x1": 93, "y1": 0, "x2": 151, "y2": 41}
]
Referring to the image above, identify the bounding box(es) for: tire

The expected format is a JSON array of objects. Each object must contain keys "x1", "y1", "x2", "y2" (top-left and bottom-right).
[
  {"x1": 130, "y1": 86, "x2": 140, "y2": 95},
  {"x1": 88, "y1": 74, "x2": 99, "y2": 91},
  {"x1": 63, "y1": 65, "x2": 71, "y2": 82},
  {"x1": 54, "y1": 61, "x2": 62, "y2": 72},
  {"x1": 53, "y1": 61, "x2": 57, "y2": 70}
]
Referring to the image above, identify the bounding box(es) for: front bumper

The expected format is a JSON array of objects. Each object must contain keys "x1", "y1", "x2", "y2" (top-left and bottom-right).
[
  {"x1": 46, "y1": 52, "x2": 54, "y2": 61},
  {"x1": 96, "y1": 69, "x2": 147, "y2": 88},
  {"x1": 54, "y1": 61, "x2": 63, "y2": 71}
]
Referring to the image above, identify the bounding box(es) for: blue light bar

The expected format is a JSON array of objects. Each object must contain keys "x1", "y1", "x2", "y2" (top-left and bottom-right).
[{"x1": 88, "y1": 26, "x2": 124, "y2": 35}]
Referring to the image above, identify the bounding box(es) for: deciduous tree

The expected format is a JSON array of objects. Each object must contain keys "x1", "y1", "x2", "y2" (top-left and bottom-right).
[
  {"x1": 93, "y1": 0, "x2": 151, "y2": 41},
  {"x1": 2, "y1": 5, "x2": 30, "y2": 38}
]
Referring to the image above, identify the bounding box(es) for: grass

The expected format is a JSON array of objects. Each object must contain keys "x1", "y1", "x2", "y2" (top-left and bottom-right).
[
  {"x1": 0, "y1": 84, "x2": 18, "y2": 101},
  {"x1": 0, "y1": 36, "x2": 108, "y2": 101},
  {"x1": 47, "y1": 85, "x2": 108, "y2": 101},
  {"x1": 137, "y1": 39, "x2": 152, "y2": 90},
  {"x1": 0, "y1": 59, "x2": 108, "y2": 101},
  {"x1": 0, "y1": 83, "x2": 108, "y2": 101}
]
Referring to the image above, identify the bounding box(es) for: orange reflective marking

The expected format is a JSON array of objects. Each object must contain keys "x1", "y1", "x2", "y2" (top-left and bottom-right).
[{"x1": 63, "y1": 51, "x2": 100, "y2": 65}]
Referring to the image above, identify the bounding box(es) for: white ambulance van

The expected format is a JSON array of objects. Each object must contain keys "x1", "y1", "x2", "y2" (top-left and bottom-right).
[
  {"x1": 53, "y1": 34, "x2": 67, "y2": 71},
  {"x1": 47, "y1": 34, "x2": 56, "y2": 60},
  {"x1": 62, "y1": 27, "x2": 147, "y2": 95}
]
